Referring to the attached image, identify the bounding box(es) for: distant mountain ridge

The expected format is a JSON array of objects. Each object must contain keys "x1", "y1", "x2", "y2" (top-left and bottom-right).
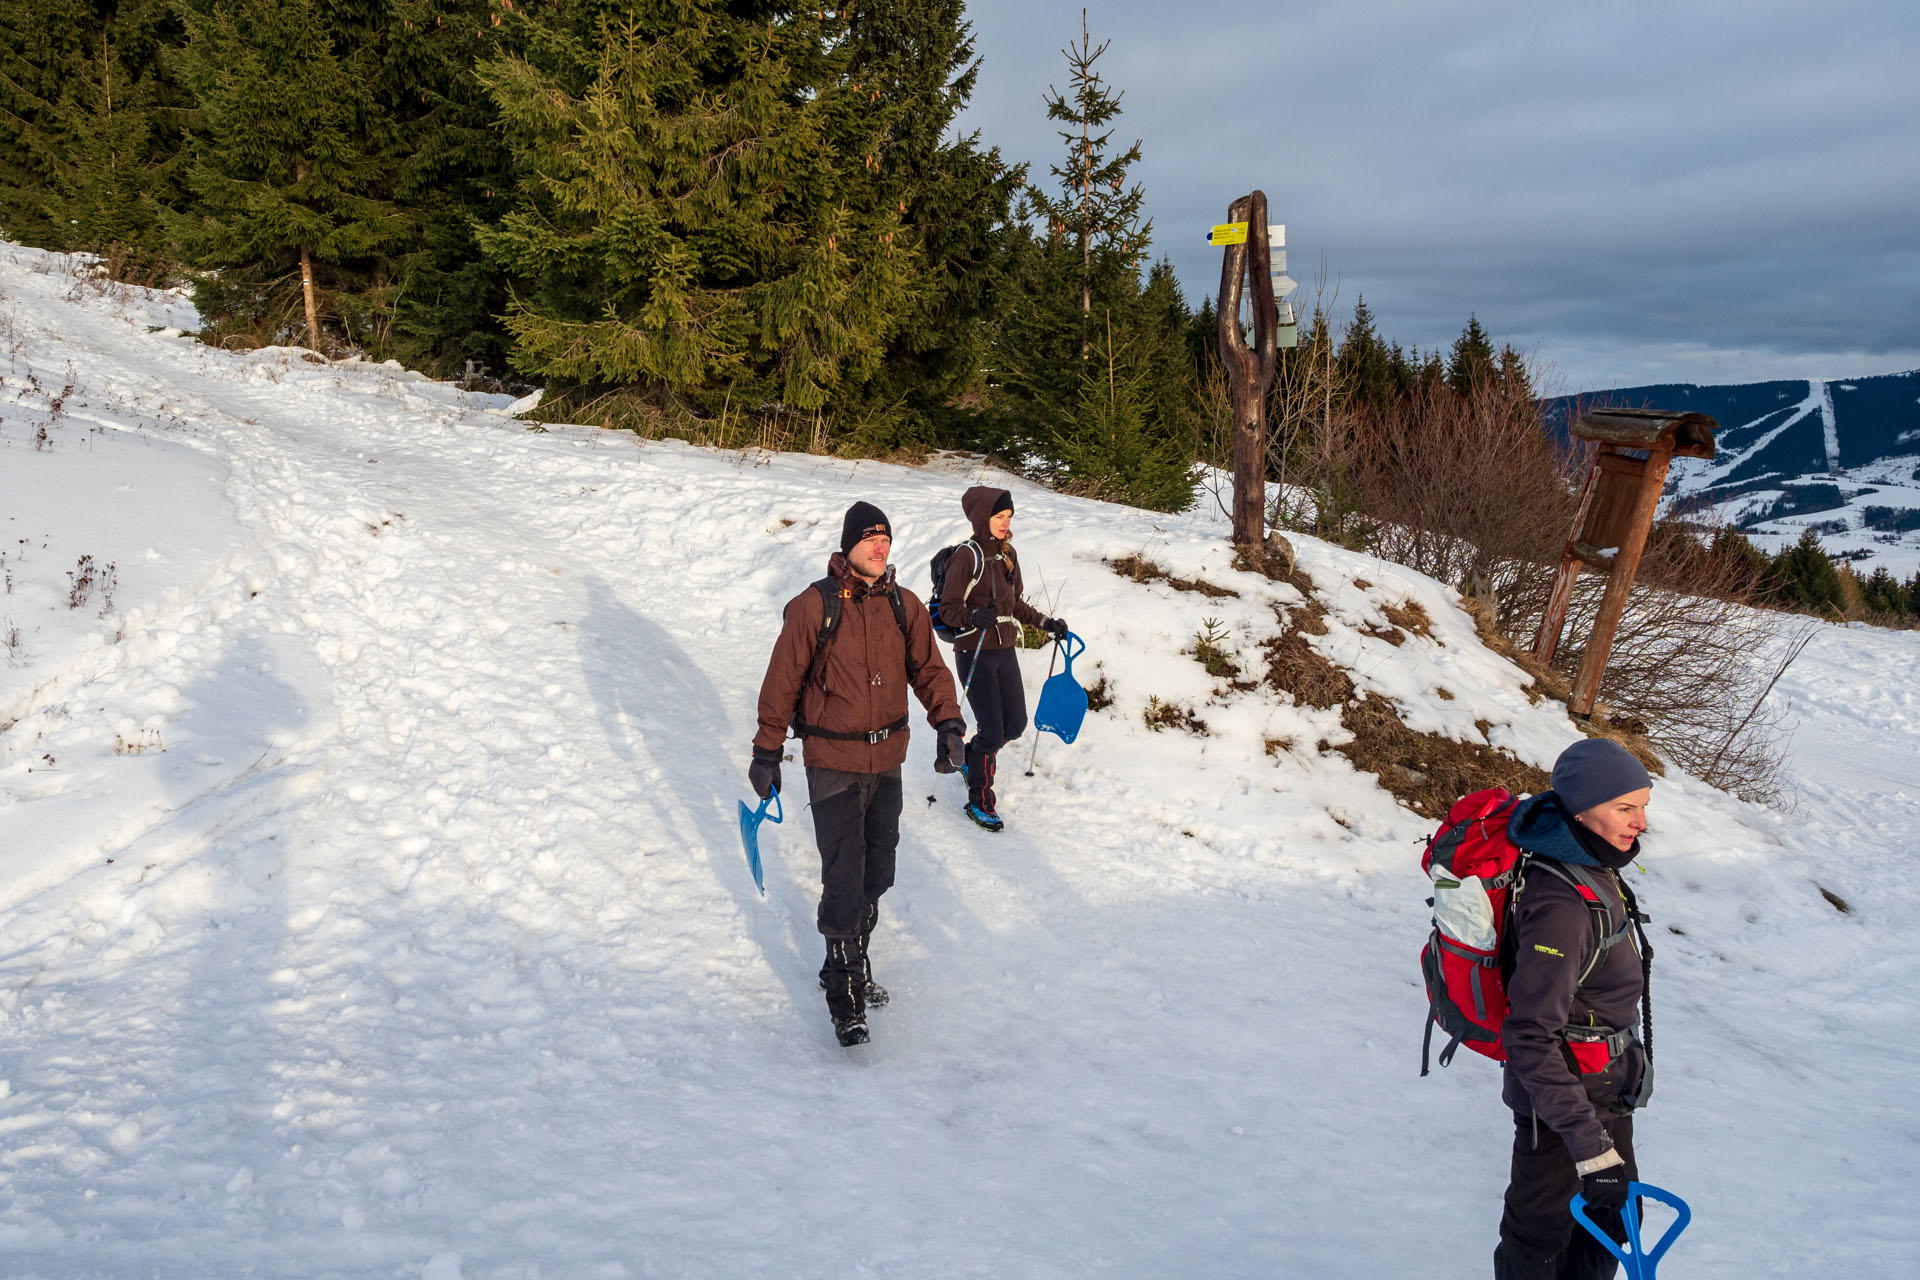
[{"x1": 1541, "y1": 368, "x2": 1920, "y2": 573}]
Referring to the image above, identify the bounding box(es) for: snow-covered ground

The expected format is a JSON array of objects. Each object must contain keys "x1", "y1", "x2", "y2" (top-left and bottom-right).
[{"x1": 2, "y1": 244, "x2": 1916, "y2": 1277}]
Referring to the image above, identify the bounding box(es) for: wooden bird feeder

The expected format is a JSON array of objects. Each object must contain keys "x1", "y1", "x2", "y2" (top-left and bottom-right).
[{"x1": 1533, "y1": 408, "x2": 1719, "y2": 718}]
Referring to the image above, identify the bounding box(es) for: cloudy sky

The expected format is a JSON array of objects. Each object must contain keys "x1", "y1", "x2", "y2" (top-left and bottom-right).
[{"x1": 954, "y1": 0, "x2": 1920, "y2": 392}]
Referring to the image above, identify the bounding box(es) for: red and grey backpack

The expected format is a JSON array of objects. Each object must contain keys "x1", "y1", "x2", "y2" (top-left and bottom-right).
[{"x1": 1418, "y1": 787, "x2": 1629, "y2": 1075}]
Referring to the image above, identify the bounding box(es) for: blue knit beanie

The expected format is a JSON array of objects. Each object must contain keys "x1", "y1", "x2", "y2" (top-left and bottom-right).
[{"x1": 1550, "y1": 738, "x2": 1652, "y2": 816}]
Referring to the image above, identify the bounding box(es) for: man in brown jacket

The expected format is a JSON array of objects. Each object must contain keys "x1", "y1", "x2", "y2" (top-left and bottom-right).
[
  {"x1": 751, "y1": 501, "x2": 965, "y2": 1047},
  {"x1": 937, "y1": 485, "x2": 1067, "y2": 831}
]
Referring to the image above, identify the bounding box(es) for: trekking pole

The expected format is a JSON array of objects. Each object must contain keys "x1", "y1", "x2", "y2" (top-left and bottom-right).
[
  {"x1": 943, "y1": 624, "x2": 990, "y2": 780},
  {"x1": 1024, "y1": 636, "x2": 1062, "y2": 776},
  {"x1": 958, "y1": 622, "x2": 991, "y2": 708}
]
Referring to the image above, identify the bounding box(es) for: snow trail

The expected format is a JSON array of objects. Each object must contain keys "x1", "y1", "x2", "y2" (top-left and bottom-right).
[{"x1": 2, "y1": 247, "x2": 1916, "y2": 1276}]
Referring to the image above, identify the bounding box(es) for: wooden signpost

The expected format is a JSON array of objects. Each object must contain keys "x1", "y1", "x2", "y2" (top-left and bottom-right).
[
  {"x1": 1533, "y1": 408, "x2": 1719, "y2": 717},
  {"x1": 1216, "y1": 192, "x2": 1279, "y2": 547}
]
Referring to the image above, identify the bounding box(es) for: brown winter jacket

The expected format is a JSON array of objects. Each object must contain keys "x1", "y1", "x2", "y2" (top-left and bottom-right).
[
  {"x1": 937, "y1": 486, "x2": 1047, "y2": 651},
  {"x1": 755, "y1": 553, "x2": 962, "y2": 773}
]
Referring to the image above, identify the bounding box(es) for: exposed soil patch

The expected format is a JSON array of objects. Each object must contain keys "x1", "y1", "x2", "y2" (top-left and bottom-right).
[
  {"x1": 1333, "y1": 693, "x2": 1552, "y2": 819},
  {"x1": 1109, "y1": 554, "x2": 1241, "y2": 598}
]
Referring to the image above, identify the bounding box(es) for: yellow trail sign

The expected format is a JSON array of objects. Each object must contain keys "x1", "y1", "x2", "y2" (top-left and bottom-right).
[{"x1": 1206, "y1": 222, "x2": 1285, "y2": 247}]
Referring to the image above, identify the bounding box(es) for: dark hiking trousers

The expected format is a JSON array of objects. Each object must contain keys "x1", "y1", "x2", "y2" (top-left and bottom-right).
[
  {"x1": 805, "y1": 766, "x2": 902, "y2": 939},
  {"x1": 1495, "y1": 1113, "x2": 1637, "y2": 1280},
  {"x1": 955, "y1": 646, "x2": 1024, "y2": 810}
]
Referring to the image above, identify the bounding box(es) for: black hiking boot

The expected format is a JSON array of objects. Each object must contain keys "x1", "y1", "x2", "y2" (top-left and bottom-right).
[
  {"x1": 817, "y1": 974, "x2": 891, "y2": 1007},
  {"x1": 818, "y1": 902, "x2": 890, "y2": 1007},
  {"x1": 822, "y1": 937, "x2": 867, "y2": 1044}
]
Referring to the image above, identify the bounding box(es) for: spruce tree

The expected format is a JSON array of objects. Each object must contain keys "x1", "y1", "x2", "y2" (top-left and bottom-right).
[
  {"x1": 379, "y1": 0, "x2": 518, "y2": 377},
  {"x1": 172, "y1": 0, "x2": 414, "y2": 351},
  {"x1": 0, "y1": 4, "x2": 92, "y2": 247},
  {"x1": 1771, "y1": 528, "x2": 1844, "y2": 615},
  {"x1": 1337, "y1": 294, "x2": 1395, "y2": 412},
  {"x1": 476, "y1": 1, "x2": 925, "y2": 420},
  {"x1": 989, "y1": 14, "x2": 1193, "y2": 507},
  {"x1": 1049, "y1": 311, "x2": 1195, "y2": 512},
  {"x1": 828, "y1": 0, "x2": 1020, "y2": 448},
  {"x1": 1446, "y1": 315, "x2": 1495, "y2": 395},
  {"x1": 0, "y1": 2, "x2": 187, "y2": 262},
  {"x1": 1019, "y1": 9, "x2": 1146, "y2": 350}
]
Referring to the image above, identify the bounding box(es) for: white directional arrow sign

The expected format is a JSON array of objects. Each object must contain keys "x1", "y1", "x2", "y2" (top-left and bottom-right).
[{"x1": 1271, "y1": 274, "x2": 1299, "y2": 298}]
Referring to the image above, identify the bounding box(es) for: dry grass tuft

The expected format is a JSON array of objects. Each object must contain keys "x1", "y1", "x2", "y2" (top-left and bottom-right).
[
  {"x1": 1109, "y1": 554, "x2": 1240, "y2": 598},
  {"x1": 1232, "y1": 536, "x2": 1315, "y2": 597},
  {"x1": 1334, "y1": 694, "x2": 1551, "y2": 819},
  {"x1": 1382, "y1": 599, "x2": 1435, "y2": 641},
  {"x1": 1261, "y1": 601, "x2": 1353, "y2": 709}
]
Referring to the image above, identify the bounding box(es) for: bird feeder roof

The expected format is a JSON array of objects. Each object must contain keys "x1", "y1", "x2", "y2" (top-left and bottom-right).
[{"x1": 1570, "y1": 408, "x2": 1717, "y2": 459}]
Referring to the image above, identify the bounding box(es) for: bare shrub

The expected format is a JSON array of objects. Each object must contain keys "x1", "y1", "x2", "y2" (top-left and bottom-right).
[{"x1": 1268, "y1": 327, "x2": 1797, "y2": 798}]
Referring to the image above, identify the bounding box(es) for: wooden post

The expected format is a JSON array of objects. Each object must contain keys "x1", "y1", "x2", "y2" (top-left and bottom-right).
[
  {"x1": 1568, "y1": 450, "x2": 1672, "y2": 716},
  {"x1": 1219, "y1": 191, "x2": 1278, "y2": 547},
  {"x1": 1537, "y1": 409, "x2": 1718, "y2": 719},
  {"x1": 1534, "y1": 461, "x2": 1601, "y2": 665}
]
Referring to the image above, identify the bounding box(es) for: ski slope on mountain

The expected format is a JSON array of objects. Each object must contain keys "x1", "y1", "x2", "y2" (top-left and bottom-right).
[{"x1": 1, "y1": 246, "x2": 1915, "y2": 1278}]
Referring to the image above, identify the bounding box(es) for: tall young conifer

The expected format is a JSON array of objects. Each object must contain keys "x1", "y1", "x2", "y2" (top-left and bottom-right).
[
  {"x1": 991, "y1": 14, "x2": 1194, "y2": 510},
  {"x1": 476, "y1": 0, "x2": 929, "y2": 418}
]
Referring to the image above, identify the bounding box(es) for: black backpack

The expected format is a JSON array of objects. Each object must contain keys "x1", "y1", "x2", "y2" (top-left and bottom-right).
[
  {"x1": 927, "y1": 540, "x2": 986, "y2": 642},
  {"x1": 790, "y1": 577, "x2": 917, "y2": 741}
]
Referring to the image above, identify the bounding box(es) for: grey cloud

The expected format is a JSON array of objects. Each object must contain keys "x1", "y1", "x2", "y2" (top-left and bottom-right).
[{"x1": 957, "y1": 0, "x2": 1920, "y2": 389}]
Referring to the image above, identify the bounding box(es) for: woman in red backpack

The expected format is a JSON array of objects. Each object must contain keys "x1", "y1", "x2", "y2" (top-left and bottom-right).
[{"x1": 1494, "y1": 738, "x2": 1655, "y2": 1280}]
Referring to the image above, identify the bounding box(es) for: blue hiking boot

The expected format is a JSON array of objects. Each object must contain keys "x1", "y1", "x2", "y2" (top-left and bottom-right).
[{"x1": 964, "y1": 802, "x2": 1004, "y2": 832}]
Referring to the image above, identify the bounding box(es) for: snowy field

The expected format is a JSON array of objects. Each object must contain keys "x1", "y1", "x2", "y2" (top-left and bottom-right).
[{"x1": 1, "y1": 244, "x2": 1916, "y2": 1278}]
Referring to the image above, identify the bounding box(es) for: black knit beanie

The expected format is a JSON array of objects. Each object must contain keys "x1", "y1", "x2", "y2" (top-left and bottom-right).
[
  {"x1": 840, "y1": 501, "x2": 891, "y2": 555},
  {"x1": 991, "y1": 492, "x2": 1014, "y2": 518}
]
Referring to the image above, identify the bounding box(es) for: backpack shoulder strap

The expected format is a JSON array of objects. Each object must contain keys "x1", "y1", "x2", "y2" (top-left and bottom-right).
[
  {"x1": 802, "y1": 578, "x2": 842, "y2": 689},
  {"x1": 1528, "y1": 859, "x2": 1631, "y2": 986},
  {"x1": 885, "y1": 583, "x2": 921, "y2": 680}
]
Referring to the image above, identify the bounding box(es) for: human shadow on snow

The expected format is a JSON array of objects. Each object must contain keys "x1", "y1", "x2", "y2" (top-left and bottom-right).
[{"x1": 577, "y1": 574, "x2": 829, "y2": 1021}]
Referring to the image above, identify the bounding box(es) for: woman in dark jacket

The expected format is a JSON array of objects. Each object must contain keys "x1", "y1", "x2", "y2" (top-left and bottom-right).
[
  {"x1": 937, "y1": 486, "x2": 1066, "y2": 831},
  {"x1": 1495, "y1": 738, "x2": 1655, "y2": 1280}
]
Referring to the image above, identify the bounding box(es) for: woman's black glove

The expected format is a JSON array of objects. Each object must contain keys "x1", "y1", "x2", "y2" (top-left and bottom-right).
[
  {"x1": 749, "y1": 748, "x2": 782, "y2": 799},
  {"x1": 1043, "y1": 617, "x2": 1069, "y2": 640},
  {"x1": 934, "y1": 719, "x2": 967, "y2": 773},
  {"x1": 967, "y1": 607, "x2": 998, "y2": 630},
  {"x1": 1577, "y1": 1151, "x2": 1631, "y2": 1213}
]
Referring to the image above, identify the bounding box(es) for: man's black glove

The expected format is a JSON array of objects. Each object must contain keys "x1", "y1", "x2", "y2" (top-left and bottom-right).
[
  {"x1": 749, "y1": 748, "x2": 782, "y2": 799},
  {"x1": 1043, "y1": 617, "x2": 1069, "y2": 641},
  {"x1": 1577, "y1": 1150, "x2": 1631, "y2": 1213},
  {"x1": 967, "y1": 607, "x2": 998, "y2": 630},
  {"x1": 934, "y1": 719, "x2": 966, "y2": 774}
]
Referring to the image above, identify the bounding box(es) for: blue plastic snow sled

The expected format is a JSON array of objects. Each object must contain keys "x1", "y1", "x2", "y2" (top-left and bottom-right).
[
  {"x1": 1032, "y1": 631, "x2": 1088, "y2": 744},
  {"x1": 1570, "y1": 1181, "x2": 1691, "y2": 1279},
  {"x1": 737, "y1": 787, "x2": 782, "y2": 896}
]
